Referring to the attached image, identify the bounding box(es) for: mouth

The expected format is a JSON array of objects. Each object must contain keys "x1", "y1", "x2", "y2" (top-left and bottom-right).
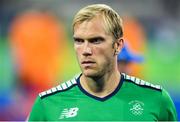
[
  {"x1": 81, "y1": 61, "x2": 96, "y2": 67},
  {"x1": 81, "y1": 61, "x2": 95, "y2": 64}
]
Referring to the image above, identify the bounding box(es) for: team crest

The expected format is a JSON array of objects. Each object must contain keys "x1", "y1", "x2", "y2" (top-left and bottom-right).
[{"x1": 129, "y1": 100, "x2": 144, "y2": 116}]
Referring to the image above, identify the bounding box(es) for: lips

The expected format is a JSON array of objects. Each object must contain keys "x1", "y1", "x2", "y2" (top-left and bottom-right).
[
  {"x1": 81, "y1": 61, "x2": 95, "y2": 64},
  {"x1": 81, "y1": 60, "x2": 96, "y2": 68}
]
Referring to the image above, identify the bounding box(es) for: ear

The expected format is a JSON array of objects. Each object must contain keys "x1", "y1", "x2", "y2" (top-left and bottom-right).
[{"x1": 114, "y1": 38, "x2": 124, "y2": 54}]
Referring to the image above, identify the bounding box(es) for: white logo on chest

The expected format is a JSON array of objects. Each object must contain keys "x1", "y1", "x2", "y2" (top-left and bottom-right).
[
  {"x1": 59, "y1": 107, "x2": 79, "y2": 119},
  {"x1": 129, "y1": 100, "x2": 144, "y2": 116}
]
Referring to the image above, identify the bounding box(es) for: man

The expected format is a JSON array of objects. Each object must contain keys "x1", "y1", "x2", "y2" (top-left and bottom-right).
[
  {"x1": 117, "y1": 44, "x2": 144, "y2": 74},
  {"x1": 29, "y1": 4, "x2": 177, "y2": 121}
]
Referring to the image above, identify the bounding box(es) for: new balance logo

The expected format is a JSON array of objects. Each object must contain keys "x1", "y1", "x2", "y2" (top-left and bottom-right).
[{"x1": 59, "y1": 107, "x2": 79, "y2": 119}]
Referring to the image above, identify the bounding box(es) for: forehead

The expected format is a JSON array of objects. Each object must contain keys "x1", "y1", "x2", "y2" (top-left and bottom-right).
[{"x1": 73, "y1": 16, "x2": 109, "y2": 39}]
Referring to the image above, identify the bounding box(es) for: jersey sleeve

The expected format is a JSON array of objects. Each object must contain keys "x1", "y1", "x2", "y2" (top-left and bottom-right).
[
  {"x1": 159, "y1": 88, "x2": 177, "y2": 121},
  {"x1": 28, "y1": 96, "x2": 45, "y2": 121}
]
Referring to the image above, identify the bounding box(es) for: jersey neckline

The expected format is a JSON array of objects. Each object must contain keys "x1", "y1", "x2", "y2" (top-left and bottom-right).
[{"x1": 76, "y1": 73, "x2": 124, "y2": 101}]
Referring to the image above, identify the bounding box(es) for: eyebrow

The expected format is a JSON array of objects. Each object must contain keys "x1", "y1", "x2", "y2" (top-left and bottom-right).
[{"x1": 73, "y1": 36, "x2": 105, "y2": 41}]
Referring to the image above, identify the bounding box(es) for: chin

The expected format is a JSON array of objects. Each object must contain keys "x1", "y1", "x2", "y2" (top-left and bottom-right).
[{"x1": 82, "y1": 69, "x2": 99, "y2": 77}]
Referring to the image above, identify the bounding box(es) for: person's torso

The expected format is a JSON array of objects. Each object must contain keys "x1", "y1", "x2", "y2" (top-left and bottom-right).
[{"x1": 38, "y1": 73, "x2": 162, "y2": 121}]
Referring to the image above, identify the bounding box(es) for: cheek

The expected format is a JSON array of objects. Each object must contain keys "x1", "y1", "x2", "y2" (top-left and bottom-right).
[
  {"x1": 95, "y1": 50, "x2": 112, "y2": 65},
  {"x1": 95, "y1": 47, "x2": 113, "y2": 58},
  {"x1": 74, "y1": 46, "x2": 82, "y2": 58}
]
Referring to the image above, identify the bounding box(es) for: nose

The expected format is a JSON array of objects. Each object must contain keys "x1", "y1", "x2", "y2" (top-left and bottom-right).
[{"x1": 82, "y1": 41, "x2": 92, "y2": 56}]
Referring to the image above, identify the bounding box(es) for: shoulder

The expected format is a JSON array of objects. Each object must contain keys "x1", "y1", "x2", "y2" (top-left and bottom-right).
[
  {"x1": 39, "y1": 74, "x2": 80, "y2": 98},
  {"x1": 159, "y1": 88, "x2": 177, "y2": 120},
  {"x1": 160, "y1": 88, "x2": 175, "y2": 104},
  {"x1": 122, "y1": 73, "x2": 162, "y2": 91}
]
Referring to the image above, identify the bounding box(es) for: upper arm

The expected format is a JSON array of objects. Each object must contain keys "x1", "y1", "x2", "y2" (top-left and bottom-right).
[
  {"x1": 28, "y1": 96, "x2": 45, "y2": 121},
  {"x1": 159, "y1": 88, "x2": 177, "y2": 121}
]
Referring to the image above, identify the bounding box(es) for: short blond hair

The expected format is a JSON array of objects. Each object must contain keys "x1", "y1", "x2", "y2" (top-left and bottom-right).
[{"x1": 72, "y1": 4, "x2": 123, "y2": 40}]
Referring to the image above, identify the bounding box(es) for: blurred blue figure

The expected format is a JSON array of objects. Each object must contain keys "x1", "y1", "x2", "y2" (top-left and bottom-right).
[
  {"x1": 171, "y1": 94, "x2": 180, "y2": 120},
  {"x1": 0, "y1": 90, "x2": 13, "y2": 120},
  {"x1": 117, "y1": 44, "x2": 144, "y2": 74},
  {"x1": 0, "y1": 89, "x2": 28, "y2": 120}
]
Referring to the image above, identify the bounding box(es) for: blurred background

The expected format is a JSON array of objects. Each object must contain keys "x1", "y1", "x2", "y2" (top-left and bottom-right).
[{"x1": 0, "y1": 0, "x2": 179, "y2": 120}]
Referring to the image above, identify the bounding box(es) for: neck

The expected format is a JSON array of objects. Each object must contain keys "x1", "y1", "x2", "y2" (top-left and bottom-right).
[{"x1": 80, "y1": 70, "x2": 121, "y2": 98}]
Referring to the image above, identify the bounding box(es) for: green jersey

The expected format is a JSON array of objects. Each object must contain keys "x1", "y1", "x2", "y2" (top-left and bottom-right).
[{"x1": 29, "y1": 73, "x2": 177, "y2": 121}]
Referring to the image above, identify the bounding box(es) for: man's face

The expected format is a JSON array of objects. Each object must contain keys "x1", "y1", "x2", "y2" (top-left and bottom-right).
[{"x1": 73, "y1": 16, "x2": 118, "y2": 77}]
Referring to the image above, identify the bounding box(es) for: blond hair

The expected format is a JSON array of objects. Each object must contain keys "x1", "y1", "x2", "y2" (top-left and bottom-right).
[{"x1": 72, "y1": 4, "x2": 123, "y2": 40}]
